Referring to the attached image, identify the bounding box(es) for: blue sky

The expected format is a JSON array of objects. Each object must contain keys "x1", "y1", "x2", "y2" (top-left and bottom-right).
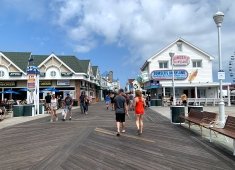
[{"x1": 0, "y1": 0, "x2": 235, "y2": 87}]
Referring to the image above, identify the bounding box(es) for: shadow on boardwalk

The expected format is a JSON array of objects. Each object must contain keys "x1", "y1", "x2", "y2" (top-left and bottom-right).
[{"x1": 0, "y1": 102, "x2": 235, "y2": 169}]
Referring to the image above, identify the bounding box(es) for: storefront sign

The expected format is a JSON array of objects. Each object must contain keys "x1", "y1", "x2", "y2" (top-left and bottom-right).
[
  {"x1": 9, "y1": 72, "x2": 22, "y2": 76},
  {"x1": 173, "y1": 55, "x2": 190, "y2": 66},
  {"x1": 40, "y1": 80, "x2": 52, "y2": 86},
  {"x1": 27, "y1": 74, "x2": 35, "y2": 89},
  {"x1": 0, "y1": 81, "x2": 16, "y2": 87},
  {"x1": 61, "y1": 72, "x2": 73, "y2": 77},
  {"x1": 57, "y1": 80, "x2": 70, "y2": 86},
  {"x1": 151, "y1": 70, "x2": 188, "y2": 80}
]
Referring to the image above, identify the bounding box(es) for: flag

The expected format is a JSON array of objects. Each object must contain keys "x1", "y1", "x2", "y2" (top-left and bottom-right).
[
  {"x1": 28, "y1": 55, "x2": 34, "y2": 66},
  {"x1": 28, "y1": 55, "x2": 33, "y2": 62}
]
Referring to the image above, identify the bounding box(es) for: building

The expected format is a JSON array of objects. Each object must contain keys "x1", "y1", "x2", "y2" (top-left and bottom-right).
[
  {"x1": 0, "y1": 52, "x2": 102, "y2": 102},
  {"x1": 141, "y1": 38, "x2": 231, "y2": 106}
]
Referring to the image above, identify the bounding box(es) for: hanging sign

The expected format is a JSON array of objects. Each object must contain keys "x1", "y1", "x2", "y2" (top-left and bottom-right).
[
  {"x1": 27, "y1": 74, "x2": 36, "y2": 90},
  {"x1": 173, "y1": 55, "x2": 190, "y2": 66}
]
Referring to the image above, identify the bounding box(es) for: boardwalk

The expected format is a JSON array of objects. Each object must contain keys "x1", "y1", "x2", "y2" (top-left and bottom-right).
[{"x1": 0, "y1": 103, "x2": 235, "y2": 170}]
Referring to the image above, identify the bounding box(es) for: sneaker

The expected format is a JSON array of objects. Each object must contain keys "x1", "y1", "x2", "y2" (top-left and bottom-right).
[
  {"x1": 121, "y1": 130, "x2": 126, "y2": 133},
  {"x1": 69, "y1": 117, "x2": 71, "y2": 120},
  {"x1": 50, "y1": 119, "x2": 53, "y2": 122},
  {"x1": 62, "y1": 118, "x2": 65, "y2": 121},
  {"x1": 137, "y1": 130, "x2": 141, "y2": 135},
  {"x1": 116, "y1": 132, "x2": 120, "y2": 136},
  {"x1": 85, "y1": 112, "x2": 88, "y2": 115}
]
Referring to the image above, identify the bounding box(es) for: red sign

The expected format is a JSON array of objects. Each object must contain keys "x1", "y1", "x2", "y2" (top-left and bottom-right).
[{"x1": 173, "y1": 55, "x2": 190, "y2": 66}]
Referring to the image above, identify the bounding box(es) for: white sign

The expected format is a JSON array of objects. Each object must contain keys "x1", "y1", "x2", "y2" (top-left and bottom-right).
[
  {"x1": 218, "y1": 71, "x2": 225, "y2": 80},
  {"x1": 57, "y1": 80, "x2": 70, "y2": 86}
]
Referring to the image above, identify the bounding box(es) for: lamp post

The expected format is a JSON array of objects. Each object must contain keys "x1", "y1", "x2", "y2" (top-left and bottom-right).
[
  {"x1": 169, "y1": 52, "x2": 176, "y2": 105},
  {"x1": 213, "y1": 11, "x2": 225, "y2": 125}
]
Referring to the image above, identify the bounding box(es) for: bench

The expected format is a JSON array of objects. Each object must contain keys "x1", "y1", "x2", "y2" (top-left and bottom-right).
[
  {"x1": 179, "y1": 109, "x2": 217, "y2": 136},
  {"x1": 209, "y1": 116, "x2": 235, "y2": 155}
]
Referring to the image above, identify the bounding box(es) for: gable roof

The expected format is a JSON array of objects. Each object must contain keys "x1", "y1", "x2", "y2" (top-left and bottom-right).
[
  {"x1": 1, "y1": 51, "x2": 31, "y2": 72},
  {"x1": 141, "y1": 37, "x2": 214, "y2": 70},
  {"x1": 92, "y1": 66, "x2": 98, "y2": 76},
  {"x1": 78, "y1": 60, "x2": 90, "y2": 73}
]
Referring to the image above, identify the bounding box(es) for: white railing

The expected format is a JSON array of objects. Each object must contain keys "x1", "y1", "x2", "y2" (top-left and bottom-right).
[{"x1": 184, "y1": 98, "x2": 229, "y2": 106}]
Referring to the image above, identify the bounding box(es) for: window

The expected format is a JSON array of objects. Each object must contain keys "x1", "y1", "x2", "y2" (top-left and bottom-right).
[
  {"x1": 0, "y1": 70, "x2": 5, "y2": 77},
  {"x1": 192, "y1": 60, "x2": 202, "y2": 68},
  {"x1": 50, "y1": 71, "x2": 56, "y2": 77},
  {"x1": 159, "y1": 61, "x2": 168, "y2": 68}
]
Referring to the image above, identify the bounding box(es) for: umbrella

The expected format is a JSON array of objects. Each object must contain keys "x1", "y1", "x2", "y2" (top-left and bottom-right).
[
  {"x1": 19, "y1": 88, "x2": 28, "y2": 92},
  {"x1": 2, "y1": 89, "x2": 19, "y2": 94}
]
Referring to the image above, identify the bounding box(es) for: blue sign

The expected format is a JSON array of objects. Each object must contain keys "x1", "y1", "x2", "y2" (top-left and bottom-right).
[{"x1": 151, "y1": 70, "x2": 188, "y2": 80}]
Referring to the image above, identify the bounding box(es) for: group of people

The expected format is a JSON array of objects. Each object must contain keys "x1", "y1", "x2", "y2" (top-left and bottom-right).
[
  {"x1": 108, "y1": 89, "x2": 146, "y2": 136},
  {"x1": 45, "y1": 93, "x2": 73, "y2": 122}
]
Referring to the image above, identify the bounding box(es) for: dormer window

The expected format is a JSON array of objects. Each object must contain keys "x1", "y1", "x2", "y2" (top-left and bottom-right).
[
  {"x1": 50, "y1": 71, "x2": 56, "y2": 77},
  {"x1": 0, "y1": 70, "x2": 5, "y2": 77}
]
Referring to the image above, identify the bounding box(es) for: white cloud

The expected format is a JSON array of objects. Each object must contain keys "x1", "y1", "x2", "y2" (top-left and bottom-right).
[{"x1": 51, "y1": 0, "x2": 235, "y2": 81}]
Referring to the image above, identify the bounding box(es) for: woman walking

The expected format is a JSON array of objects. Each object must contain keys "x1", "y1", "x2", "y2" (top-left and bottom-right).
[
  {"x1": 50, "y1": 94, "x2": 58, "y2": 122},
  {"x1": 133, "y1": 90, "x2": 146, "y2": 135},
  {"x1": 105, "y1": 94, "x2": 111, "y2": 110}
]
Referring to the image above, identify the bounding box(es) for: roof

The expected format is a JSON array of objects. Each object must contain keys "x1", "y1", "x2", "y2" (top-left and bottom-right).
[
  {"x1": 2, "y1": 52, "x2": 31, "y2": 72},
  {"x1": 78, "y1": 60, "x2": 90, "y2": 73},
  {"x1": 1, "y1": 52, "x2": 91, "y2": 74},
  {"x1": 92, "y1": 66, "x2": 98, "y2": 76},
  {"x1": 141, "y1": 37, "x2": 215, "y2": 70}
]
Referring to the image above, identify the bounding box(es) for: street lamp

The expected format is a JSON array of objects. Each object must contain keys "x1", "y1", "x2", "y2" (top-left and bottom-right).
[
  {"x1": 213, "y1": 11, "x2": 225, "y2": 126},
  {"x1": 169, "y1": 52, "x2": 176, "y2": 105}
]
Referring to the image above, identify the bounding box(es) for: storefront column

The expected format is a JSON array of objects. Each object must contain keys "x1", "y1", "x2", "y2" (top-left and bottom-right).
[
  {"x1": 227, "y1": 85, "x2": 231, "y2": 106},
  {"x1": 194, "y1": 86, "x2": 198, "y2": 99},
  {"x1": 163, "y1": 87, "x2": 166, "y2": 96}
]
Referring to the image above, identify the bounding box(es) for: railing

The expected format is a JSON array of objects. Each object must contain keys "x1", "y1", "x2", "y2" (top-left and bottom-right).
[{"x1": 163, "y1": 97, "x2": 229, "y2": 106}]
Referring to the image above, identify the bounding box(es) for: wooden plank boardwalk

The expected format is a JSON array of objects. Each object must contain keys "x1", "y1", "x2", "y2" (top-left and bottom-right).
[{"x1": 0, "y1": 102, "x2": 235, "y2": 169}]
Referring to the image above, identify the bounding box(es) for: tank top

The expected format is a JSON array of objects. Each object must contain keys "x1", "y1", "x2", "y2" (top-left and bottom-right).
[{"x1": 135, "y1": 97, "x2": 144, "y2": 114}]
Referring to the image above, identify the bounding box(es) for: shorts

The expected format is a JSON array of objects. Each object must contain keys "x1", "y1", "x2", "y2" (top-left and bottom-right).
[
  {"x1": 116, "y1": 113, "x2": 125, "y2": 122},
  {"x1": 105, "y1": 101, "x2": 110, "y2": 105},
  {"x1": 46, "y1": 103, "x2": 51, "y2": 109},
  {"x1": 65, "y1": 105, "x2": 72, "y2": 112},
  {"x1": 51, "y1": 106, "x2": 57, "y2": 110}
]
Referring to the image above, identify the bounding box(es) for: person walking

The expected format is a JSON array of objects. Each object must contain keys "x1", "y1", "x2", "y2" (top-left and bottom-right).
[
  {"x1": 114, "y1": 89, "x2": 128, "y2": 136},
  {"x1": 62, "y1": 93, "x2": 73, "y2": 121},
  {"x1": 79, "y1": 91, "x2": 86, "y2": 114},
  {"x1": 105, "y1": 94, "x2": 111, "y2": 110},
  {"x1": 50, "y1": 94, "x2": 58, "y2": 122},
  {"x1": 133, "y1": 90, "x2": 146, "y2": 135},
  {"x1": 45, "y1": 92, "x2": 51, "y2": 114},
  {"x1": 84, "y1": 95, "x2": 89, "y2": 114}
]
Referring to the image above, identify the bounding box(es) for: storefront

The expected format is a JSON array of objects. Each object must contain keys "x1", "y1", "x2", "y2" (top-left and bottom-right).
[{"x1": 141, "y1": 38, "x2": 231, "y2": 105}]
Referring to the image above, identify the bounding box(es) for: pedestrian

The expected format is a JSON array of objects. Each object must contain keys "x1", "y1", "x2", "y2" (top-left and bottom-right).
[
  {"x1": 105, "y1": 94, "x2": 111, "y2": 110},
  {"x1": 79, "y1": 91, "x2": 86, "y2": 114},
  {"x1": 84, "y1": 95, "x2": 89, "y2": 114},
  {"x1": 114, "y1": 89, "x2": 128, "y2": 136},
  {"x1": 129, "y1": 92, "x2": 134, "y2": 111},
  {"x1": 110, "y1": 92, "x2": 115, "y2": 111},
  {"x1": 146, "y1": 94, "x2": 151, "y2": 107},
  {"x1": 181, "y1": 93, "x2": 187, "y2": 106},
  {"x1": 50, "y1": 94, "x2": 58, "y2": 122},
  {"x1": 58, "y1": 95, "x2": 63, "y2": 108},
  {"x1": 62, "y1": 93, "x2": 73, "y2": 121},
  {"x1": 45, "y1": 92, "x2": 51, "y2": 114},
  {"x1": 133, "y1": 90, "x2": 146, "y2": 135}
]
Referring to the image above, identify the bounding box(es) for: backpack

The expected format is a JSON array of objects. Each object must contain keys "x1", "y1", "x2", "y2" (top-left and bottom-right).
[{"x1": 65, "y1": 96, "x2": 72, "y2": 105}]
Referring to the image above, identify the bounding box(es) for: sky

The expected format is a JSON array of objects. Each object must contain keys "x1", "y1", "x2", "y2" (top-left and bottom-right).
[{"x1": 0, "y1": 0, "x2": 235, "y2": 87}]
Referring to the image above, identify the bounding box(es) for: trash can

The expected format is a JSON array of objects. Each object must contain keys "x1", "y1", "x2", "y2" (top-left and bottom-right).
[
  {"x1": 23, "y1": 104, "x2": 35, "y2": 116},
  {"x1": 39, "y1": 103, "x2": 45, "y2": 114},
  {"x1": 13, "y1": 105, "x2": 24, "y2": 117},
  {"x1": 151, "y1": 99, "x2": 162, "y2": 106},
  {"x1": 188, "y1": 106, "x2": 203, "y2": 113},
  {"x1": 73, "y1": 100, "x2": 78, "y2": 106},
  {"x1": 171, "y1": 106, "x2": 185, "y2": 124}
]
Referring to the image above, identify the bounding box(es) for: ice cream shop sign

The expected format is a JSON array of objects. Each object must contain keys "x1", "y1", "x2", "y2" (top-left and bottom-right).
[{"x1": 173, "y1": 55, "x2": 190, "y2": 66}]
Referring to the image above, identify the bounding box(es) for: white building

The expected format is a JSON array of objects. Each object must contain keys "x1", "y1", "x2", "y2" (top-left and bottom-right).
[{"x1": 141, "y1": 38, "x2": 231, "y2": 106}]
